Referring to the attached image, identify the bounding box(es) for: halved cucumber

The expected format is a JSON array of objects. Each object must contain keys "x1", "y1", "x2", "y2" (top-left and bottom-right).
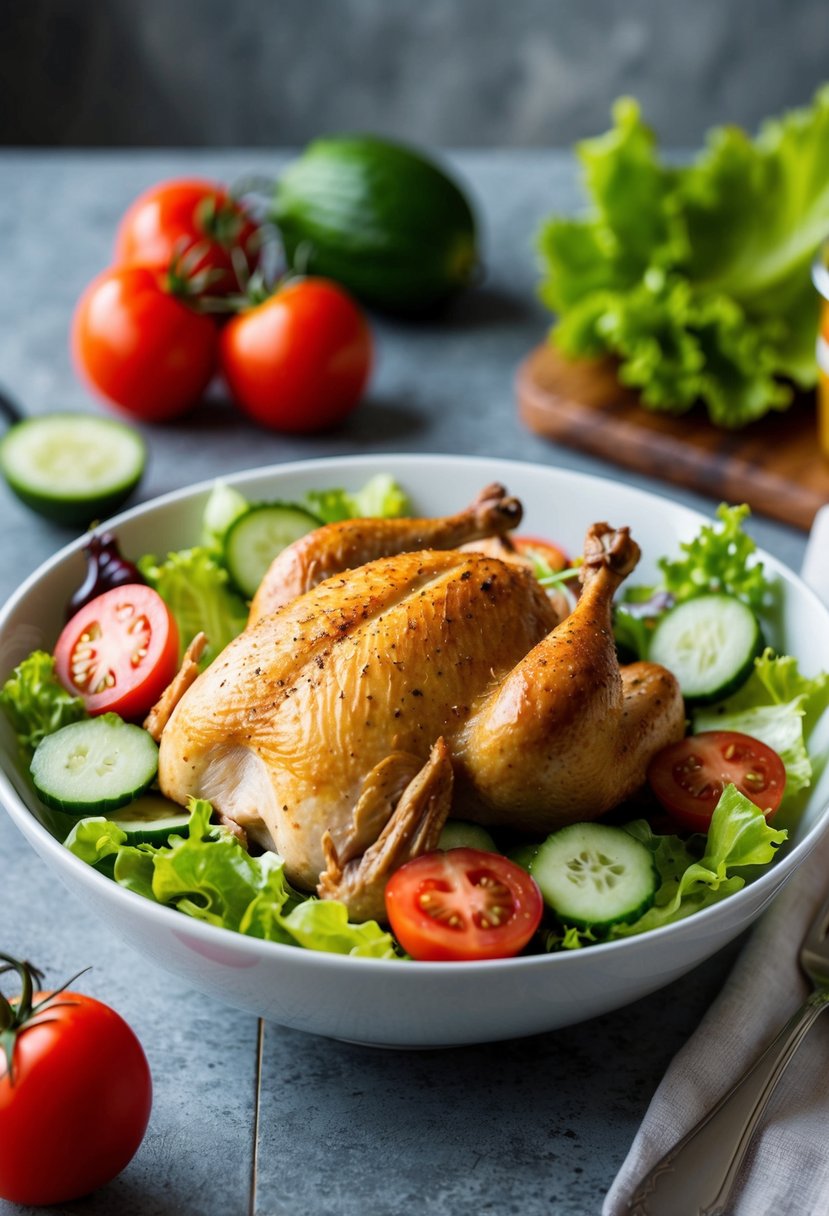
[
  {"x1": 201, "y1": 480, "x2": 249, "y2": 551},
  {"x1": 1, "y1": 413, "x2": 146, "y2": 526},
  {"x1": 30, "y1": 714, "x2": 158, "y2": 815},
  {"x1": 648, "y1": 594, "x2": 761, "y2": 705},
  {"x1": 437, "y1": 820, "x2": 497, "y2": 853},
  {"x1": 224, "y1": 502, "x2": 322, "y2": 597},
  {"x1": 107, "y1": 792, "x2": 190, "y2": 845},
  {"x1": 531, "y1": 823, "x2": 657, "y2": 930}
]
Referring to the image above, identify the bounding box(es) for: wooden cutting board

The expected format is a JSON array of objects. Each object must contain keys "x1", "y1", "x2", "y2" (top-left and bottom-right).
[{"x1": 516, "y1": 342, "x2": 829, "y2": 531}]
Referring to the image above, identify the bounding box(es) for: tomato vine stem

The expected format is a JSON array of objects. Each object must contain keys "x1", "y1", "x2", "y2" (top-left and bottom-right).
[{"x1": 0, "y1": 954, "x2": 89, "y2": 1084}]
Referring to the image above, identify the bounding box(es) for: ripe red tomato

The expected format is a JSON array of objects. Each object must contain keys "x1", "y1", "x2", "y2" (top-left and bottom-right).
[
  {"x1": 72, "y1": 265, "x2": 218, "y2": 422},
  {"x1": 384, "y1": 848, "x2": 544, "y2": 962},
  {"x1": 0, "y1": 977, "x2": 151, "y2": 1206},
  {"x1": 55, "y1": 584, "x2": 179, "y2": 720},
  {"x1": 647, "y1": 730, "x2": 787, "y2": 832},
  {"x1": 219, "y1": 277, "x2": 373, "y2": 433},
  {"x1": 114, "y1": 178, "x2": 259, "y2": 295},
  {"x1": 512, "y1": 536, "x2": 570, "y2": 572}
]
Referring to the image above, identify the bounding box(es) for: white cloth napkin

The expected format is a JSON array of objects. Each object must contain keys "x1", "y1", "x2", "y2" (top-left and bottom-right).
[{"x1": 604, "y1": 506, "x2": 829, "y2": 1216}]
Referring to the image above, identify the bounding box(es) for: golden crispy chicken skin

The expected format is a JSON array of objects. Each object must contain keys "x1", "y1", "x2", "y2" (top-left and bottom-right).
[
  {"x1": 248, "y1": 481, "x2": 523, "y2": 625},
  {"x1": 459, "y1": 524, "x2": 685, "y2": 830},
  {"x1": 157, "y1": 497, "x2": 684, "y2": 923}
]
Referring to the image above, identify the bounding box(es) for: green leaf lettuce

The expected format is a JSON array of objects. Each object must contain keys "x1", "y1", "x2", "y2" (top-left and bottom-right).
[
  {"x1": 304, "y1": 474, "x2": 409, "y2": 525},
  {"x1": 613, "y1": 503, "x2": 770, "y2": 656},
  {"x1": 139, "y1": 547, "x2": 248, "y2": 668},
  {"x1": 547, "y1": 786, "x2": 787, "y2": 949},
  {"x1": 695, "y1": 649, "x2": 829, "y2": 801},
  {"x1": 539, "y1": 87, "x2": 829, "y2": 427},
  {"x1": 610, "y1": 785, "x2": 787, "y2": 939},
  {"x1": 0, "y1": 650, "x2": 87, "y2": 762},
  {"x1": 657, "y1": 503, "x2": 768, "y2": 613},
  {"x1": 65, "y1": 799, "x2": 397, "y2": 959}
]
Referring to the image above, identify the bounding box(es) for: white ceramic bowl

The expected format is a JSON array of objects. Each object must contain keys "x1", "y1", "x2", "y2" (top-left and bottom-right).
[{"x1": 2, "y1": 454, "x2": 828, "y2": 1048}]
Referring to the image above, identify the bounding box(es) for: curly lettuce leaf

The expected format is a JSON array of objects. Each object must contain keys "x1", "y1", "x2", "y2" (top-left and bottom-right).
[
  {"x1": 614, "y1": 503, "x2": 769, "y2": 657},
  {"x1": 64, "y1": 799, "x2": 397, "y2": 959},
  {"x1": 539, "y1": 98, "x2": 684, "y2": 314},
  {"x1": 539, "y1": 87, "x2": 829, "y2": 427},
  {"x1": 0, "y1": 650, "x2": 87, "y2": 762},
  {"x1": 304, "y1": 474, "x2": 409, "y2": 525},
  {"x1": 139, "y1": 547, "x2": 248, "y2": 668},
  {"x1": 582, "y1": 273, "x2": 791, "y2": 427},
  {"x1": 695, "y1": 649, "x2": 829, "y2": 800},
  {"x1": 546, "y1": 786, "x2": 786, "y2": 950},
  {"x1": 680, "y1": 93, "x2": 829, "y2": 385},
  {"x1": 657, "y1": 503, "x2": 768, "y2": 612},
  {"x1": 608, "y1": 786, "x2": 787, "y2": 939},
  {"x1": 721, "y1": 649, "x2": 829, "y2": 729}
]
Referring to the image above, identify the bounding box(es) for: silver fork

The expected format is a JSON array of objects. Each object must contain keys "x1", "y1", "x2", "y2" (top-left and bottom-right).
[{"x1": 628, "y1": 884, "x2": 829, "y2": 1216}]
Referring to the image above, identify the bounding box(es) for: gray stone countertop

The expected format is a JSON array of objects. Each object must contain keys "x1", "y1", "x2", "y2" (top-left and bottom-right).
[{"x1": 0, "y1": 150, "x2": 810, "y2": 1216}]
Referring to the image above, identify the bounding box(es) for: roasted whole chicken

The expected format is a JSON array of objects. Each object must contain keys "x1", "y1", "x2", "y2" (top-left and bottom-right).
[{"x1": 155, "y1": 485, "x2": 685, "y2": 922}]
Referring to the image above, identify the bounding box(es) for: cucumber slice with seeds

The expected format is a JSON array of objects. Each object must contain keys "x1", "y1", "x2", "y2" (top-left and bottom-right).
[
  {"x1": 30, "y1": 715, "x2": 158, "y2": 815},
  {"x1": 1, "y1": 413, "x2": 146, "y2": 526},
  {"x1": 531, "y1": 823, "x2": 657, "y2": 930},
  {"x1": 224, "y1": 502, "x2": 322, "y2": 597},
  {"x1": 648, "y1": 594, "x2": 761, "y2": 705}
]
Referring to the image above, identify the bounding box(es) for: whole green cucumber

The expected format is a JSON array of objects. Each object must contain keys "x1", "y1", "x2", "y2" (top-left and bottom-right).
[{"x1": 271, "y1": 135, "x2": 478, "y2": 314}]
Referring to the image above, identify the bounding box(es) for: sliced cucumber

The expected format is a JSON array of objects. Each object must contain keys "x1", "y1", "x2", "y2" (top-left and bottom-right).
[
  {"x1": 438, "y1": 820, "x2": 497, "y2": 852},
  {"x1": 531, "y1": 823, "x2": 657, "y2": 930},
  {"x1": 224, "y1": 502, "x2": 321, "y2": 598},
  {"x1": 1, "y1": 413, "x2": 146, "y2": 526},
  {"x1": 30, "y1": 714, "x2": 158, "y2": 815},
  {"x1": 649, "y1": 594, "x2": 761, "y2": 705},
  {"x1": 107, "y1": 792, "x2": 190, "y2": 845},
  {"x1": 201, "y1": 480, "x2": 249, "y2": 551}
]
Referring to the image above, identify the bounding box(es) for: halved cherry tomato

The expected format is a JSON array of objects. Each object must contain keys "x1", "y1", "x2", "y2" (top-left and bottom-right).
[
  {"x1": 512, "y1": 535, "x2": 569, "y2": 572},
  {"x1": 55, "y1": 585, "x2": 179, "y2": 720},
  {"x1": 647, "y1": 730, "x2": 786, "y2": 832},
  {"x1": 384, "y1": 847, "x2": 544, "y2": 962},
  {"x1": 72, "y1": 266, "x2": 219, "y2": 423},
  {"x1": 114, "y1": 178, "x2": 259, "y2": 296},
  {"x1": 219, "y1": 277, "x2": 372, "y2": 433}
]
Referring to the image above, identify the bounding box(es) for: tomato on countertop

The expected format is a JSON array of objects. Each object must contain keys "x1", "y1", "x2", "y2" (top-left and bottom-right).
[
  {"x1": 0, "y1": 953, "x2": 152, "y2": 1206},
  {"x1": 72, "y1": 265, "x2": 218, "y2": 423},
  {"x1": 385, "y1": 848, "x2": 544, "y2": 961},
  {"x1": 114, "y1": 178, "x2": 260, "y2": 296},
  {"x1": 219, "y1": 276, "x2": 373, "y2": 433},
  {"x1": 55, "y1": 584, "x2": 179, "y2": 721},
  {"x1": 647, "y1": 730, "x2": 787, "y2": 832}
]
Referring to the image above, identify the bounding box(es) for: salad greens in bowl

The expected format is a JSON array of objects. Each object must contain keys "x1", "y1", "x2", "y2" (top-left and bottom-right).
[{"x1": 1, "y1": 454, "x2": 828, "y2": 1047}]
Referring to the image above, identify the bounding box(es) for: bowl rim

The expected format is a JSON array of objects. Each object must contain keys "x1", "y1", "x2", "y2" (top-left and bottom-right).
[{"x1": 2, "y1": 451, "x2": 827, "y2": 975}]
